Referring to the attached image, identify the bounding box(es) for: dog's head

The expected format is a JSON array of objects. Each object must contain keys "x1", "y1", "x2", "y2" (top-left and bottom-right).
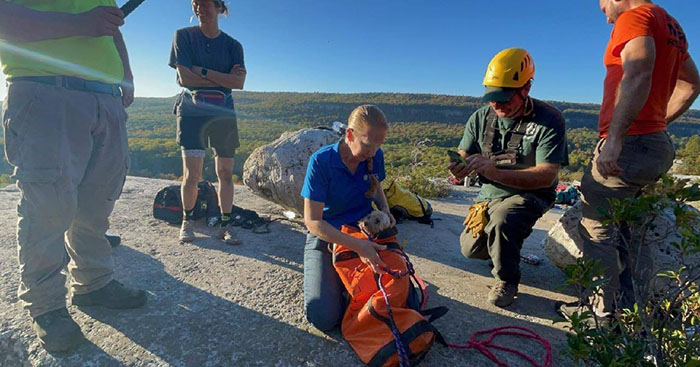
[{"x1": 358, "y1": 210, "x2": 392, "y2": 237}]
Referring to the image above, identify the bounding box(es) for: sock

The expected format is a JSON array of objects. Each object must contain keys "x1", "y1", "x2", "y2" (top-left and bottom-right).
[
  {"x1": 220, "y1": 213, "x2": 232, "y2": 226},
  {"x1": 184, "y1": 208, "x2": 195, "y2": 220}
]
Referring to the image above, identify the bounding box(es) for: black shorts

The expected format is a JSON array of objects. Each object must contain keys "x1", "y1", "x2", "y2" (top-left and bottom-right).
[{"x1": 176, "y1": 114, "x2": 240, "y2": 158}]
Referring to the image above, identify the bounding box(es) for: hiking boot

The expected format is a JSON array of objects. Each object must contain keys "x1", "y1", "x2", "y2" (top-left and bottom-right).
[
  {"x1": 179, "y1": 219, "x2": 196, "y2": 243},
  {"x1": 72, "y1": 280, "x2": 147, "y2": 309},
  {"x1": 218, "y1": 223, "x2": 242, "y2": 245},
  {"x1": 31, "y1": 308, "x2": 85, "y2": 353},
  {"x1": 488, "y1": 281, "x2": 518, "y2": 308},
  {"x1": 555, "y1": 300, "x2": 587, "y2": 319},
  {"x1": 555, "y1": 300, "x2": 615, "y2": 328}
]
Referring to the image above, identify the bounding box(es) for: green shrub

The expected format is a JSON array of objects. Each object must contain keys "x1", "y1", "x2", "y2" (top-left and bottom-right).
[
  {"x1": 559, "y1": 176, "x2": 700, "y2": 367},
  {"x1": 386, "y1": 138, "x2": 450, "y2": 199}
]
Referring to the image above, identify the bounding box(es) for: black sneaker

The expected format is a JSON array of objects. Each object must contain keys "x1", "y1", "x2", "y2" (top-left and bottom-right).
[
  {"x1": 72, "y1": 280, "x2": 147, "y2": 309},
  {"x1": 31, "y1": 308, "x2": 85, "y2": 352}
]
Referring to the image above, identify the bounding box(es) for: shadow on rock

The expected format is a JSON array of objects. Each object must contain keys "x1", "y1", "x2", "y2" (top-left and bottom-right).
[
  {"x1": 418, "y1": 283, "x2": 572, "y2": 367},
  {"x1": 183, "y1": 219, "x2": 306, "y2": 274},
  {"x1": 398, "y1": 211, "x2": 575, "y2": 297},
  {"x1": 76, "y1": 245, "x2": 351, "y2": 367}
]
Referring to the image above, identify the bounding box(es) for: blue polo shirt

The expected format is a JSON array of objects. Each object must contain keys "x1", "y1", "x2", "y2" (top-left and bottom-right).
[{"x1": 301, "y1": 142, "x2": 386, "y2": 229}]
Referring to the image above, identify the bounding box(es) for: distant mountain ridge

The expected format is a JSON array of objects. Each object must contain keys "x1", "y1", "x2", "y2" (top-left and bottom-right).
[
  {"x1": 1, "y1": 90, "x2": 699, "y2": 186},
  {"x1": 2, "y1": 91, "x2": 699, "y2": 136},
  {"x1": 122, "y1": 91, "x2": 700, "y2": 137}
]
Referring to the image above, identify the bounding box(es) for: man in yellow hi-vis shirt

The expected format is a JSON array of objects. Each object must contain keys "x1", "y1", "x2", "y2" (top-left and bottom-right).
[{"x1": 0, "y1": 1, "x2": 145, "y2": 352}]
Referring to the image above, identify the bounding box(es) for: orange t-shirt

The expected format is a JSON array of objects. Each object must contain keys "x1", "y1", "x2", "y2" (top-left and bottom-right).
[{"x1": 598, "y1": 4, "x2": 689, "y2": 137}]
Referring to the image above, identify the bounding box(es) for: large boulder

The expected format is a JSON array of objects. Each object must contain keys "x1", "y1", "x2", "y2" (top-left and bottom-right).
[
  {"x1": 545, "y1": 201, "x2": 700, "y2": 283},
  {"x1": 243, "y1": 127, "x2": 341, "y2": 214}
]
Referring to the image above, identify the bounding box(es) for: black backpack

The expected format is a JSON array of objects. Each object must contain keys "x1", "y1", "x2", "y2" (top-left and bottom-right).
[{"x1": 153, "y1": 182, "x2": 219, "y2": 224}]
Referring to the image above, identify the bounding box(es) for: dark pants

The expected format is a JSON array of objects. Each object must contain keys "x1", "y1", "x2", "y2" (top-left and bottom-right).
[
  {"x1": 303, "y1": 233, "x2": 421, "y2": 331},
  {"x1": 578, "y1": 132, "x2": 675, "y2": 315},
  {"x1": 176, "y1": 115, "x2": 239, "y2": 158},
  {"x1": 460, "y1": 193, "x2": 551, "y2": 284}
]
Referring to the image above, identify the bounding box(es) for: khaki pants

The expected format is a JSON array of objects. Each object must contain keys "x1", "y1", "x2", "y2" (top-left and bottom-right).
[
  {"x1": 460, "y1": 193, "x2": 552, "y2": 284},
  {"x1": 578, "y1": 132, "x2": 675, "y2": 315},
  {"x1": 2, "y1": 81, "x2": 128, "y2": 317}
]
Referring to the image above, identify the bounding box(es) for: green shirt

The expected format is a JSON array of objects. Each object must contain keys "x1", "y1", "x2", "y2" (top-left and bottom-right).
[
  {"x1": 0, "y1": 0, "x2": 124, "y2": 84},
  {"x1": 458, "y1": 98, "x2": 569, "y2": 202}
]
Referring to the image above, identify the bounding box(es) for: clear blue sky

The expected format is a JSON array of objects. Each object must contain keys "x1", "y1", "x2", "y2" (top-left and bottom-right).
[{"x1": 1, "y1": 0, "x2": 699, "y2": 108}]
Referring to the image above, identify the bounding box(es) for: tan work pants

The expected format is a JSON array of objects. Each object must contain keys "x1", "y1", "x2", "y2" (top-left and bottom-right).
[{"x1": 2, "y1": 81, "x2": 128, "y2": 317}]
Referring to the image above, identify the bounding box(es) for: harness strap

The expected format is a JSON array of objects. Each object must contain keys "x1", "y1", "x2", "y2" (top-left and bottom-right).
[
  {"x1": 481, "y1": 112, "x2": 499, "y2": 158},
  {"x1": 505, "y1": 119, "x2": 529, "y2": 156},
  {"x1": 411, "y1": 274, "x2": 429, "y2": 310},
  {"x1": 420, "y1": 306, "x2": 449, "y2": 323}
]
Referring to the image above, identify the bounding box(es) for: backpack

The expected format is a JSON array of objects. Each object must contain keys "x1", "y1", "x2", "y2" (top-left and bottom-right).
[
  {"x1": 555, "y1": 184, "x2": 580, "y2": 205},
  {"x1": 383, "y1": 180, "x2": 433, "y2": 226},
  {"x1": 333, "y1": 225, "x2": 447, "y2": 367},
  {"x1": 152, "y1": 182, "x2": 219, "y2": 224}
]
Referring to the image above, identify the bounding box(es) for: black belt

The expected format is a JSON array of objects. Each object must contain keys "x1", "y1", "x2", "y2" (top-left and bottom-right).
[{"x1": 8, "y1": 76, "x2": 122, "y2": 97}]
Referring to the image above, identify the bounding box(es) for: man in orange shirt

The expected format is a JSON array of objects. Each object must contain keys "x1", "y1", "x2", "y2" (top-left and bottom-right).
[{"x1": 577, "y1": 0, "x2": 700, "y2": 318}]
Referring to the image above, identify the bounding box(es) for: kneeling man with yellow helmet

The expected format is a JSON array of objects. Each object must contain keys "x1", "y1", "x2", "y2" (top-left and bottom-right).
[{"x1": 449, "y1": 48, "x2": 569, "y2": 307}]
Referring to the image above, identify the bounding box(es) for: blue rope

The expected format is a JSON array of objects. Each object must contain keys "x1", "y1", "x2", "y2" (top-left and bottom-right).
[{"x1": 377, "y1": 248, "x2": 415, "y2": 367}]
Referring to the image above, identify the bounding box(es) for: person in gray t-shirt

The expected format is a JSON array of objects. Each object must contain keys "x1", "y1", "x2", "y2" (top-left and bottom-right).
[{"x1": 168, "y1": 0, "x2": 246, "y2": 246}]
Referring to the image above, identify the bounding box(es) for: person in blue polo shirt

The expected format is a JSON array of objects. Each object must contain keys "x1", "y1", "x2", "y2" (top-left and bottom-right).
[{"x1": 301, "y1": 104, "x2": 395, "y2": 331}]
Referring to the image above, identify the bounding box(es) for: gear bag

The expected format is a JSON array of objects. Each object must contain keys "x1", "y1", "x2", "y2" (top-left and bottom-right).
[
  {"x1": 333, "y1": 225, "x2": 447, "y2": 367},
  {"x1": 383, "y1": 180, "x2": 433, "y2": 226},
  {"x1": 152, "y1": 181, "x2": 219, "y2": 224}
]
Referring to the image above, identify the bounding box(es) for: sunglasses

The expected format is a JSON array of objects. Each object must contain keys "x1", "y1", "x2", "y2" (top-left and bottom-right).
[{"x1": 193, "y1": 0, "x2": 223, "y2": 8}]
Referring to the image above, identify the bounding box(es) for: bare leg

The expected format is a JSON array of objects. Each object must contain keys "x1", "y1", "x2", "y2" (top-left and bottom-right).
[
  {"x1": 215, "y1": 157, "x2": 234, "y2": 214},
  {"x1": 181, "y1": 156, "x2": 204, "y2": 211}
]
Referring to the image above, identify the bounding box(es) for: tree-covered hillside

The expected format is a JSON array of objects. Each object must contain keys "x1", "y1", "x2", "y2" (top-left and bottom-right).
[{"x1": 1, "y1": 91, "x2": 699, "y2": 192}]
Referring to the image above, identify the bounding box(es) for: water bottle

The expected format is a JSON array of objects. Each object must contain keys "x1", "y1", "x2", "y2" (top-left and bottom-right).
[{"x1": 207, "y1": 216, "x2": 219, "y2": 227}]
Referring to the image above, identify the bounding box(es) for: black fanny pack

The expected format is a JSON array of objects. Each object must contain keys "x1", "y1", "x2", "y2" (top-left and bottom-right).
[
  {"x1": 174, "y1": 89, "x2": 234, "y2": 117},
  {"x1": 191, "y1": 90, "x2": 228, "y2": 107}
]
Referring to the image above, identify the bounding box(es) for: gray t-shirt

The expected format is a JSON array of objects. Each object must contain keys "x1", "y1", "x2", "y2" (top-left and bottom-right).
[{"x1": 168, "y1": 26, "x2": 245, "y2": 94}]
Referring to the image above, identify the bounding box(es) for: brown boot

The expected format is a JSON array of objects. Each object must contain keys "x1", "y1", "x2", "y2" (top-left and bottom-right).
[{"x1": 488, "y1": 280, "x2": 518, "y2": 308}]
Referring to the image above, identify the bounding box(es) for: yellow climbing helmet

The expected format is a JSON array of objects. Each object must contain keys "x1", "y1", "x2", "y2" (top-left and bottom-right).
[{"x1": 482, "y1": 48, "x2": 535, "y2": 102}]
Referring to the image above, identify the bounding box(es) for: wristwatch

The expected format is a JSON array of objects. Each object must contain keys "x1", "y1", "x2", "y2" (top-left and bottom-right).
[{"x1": 201, "y1": 68, "x2": 209, "y2": 78}]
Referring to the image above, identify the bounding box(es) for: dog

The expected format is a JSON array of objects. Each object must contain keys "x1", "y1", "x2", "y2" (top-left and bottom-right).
[{"x1": 358, "y1": 210, "x2": 392, "y2": 238}]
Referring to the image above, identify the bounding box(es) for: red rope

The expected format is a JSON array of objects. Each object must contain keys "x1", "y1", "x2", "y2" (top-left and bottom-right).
[{"x1": 447, "y1": 326, "x2": 553, "y2": 367}]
